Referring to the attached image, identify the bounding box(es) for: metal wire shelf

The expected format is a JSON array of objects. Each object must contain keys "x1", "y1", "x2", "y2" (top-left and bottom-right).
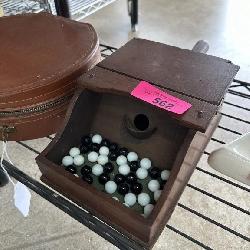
[
  {"x1": 2, "y1": 44, "x2": 250, "y2": 249},
  {"x1": 2, "y1": 0, "x2": 118, "y2": 20},
  {"x1": 2, "y1": 0, "x2": 44, "y2": 15},
  {"x1": 1, "y1": 0, "x2": 138, "y2": 31}
]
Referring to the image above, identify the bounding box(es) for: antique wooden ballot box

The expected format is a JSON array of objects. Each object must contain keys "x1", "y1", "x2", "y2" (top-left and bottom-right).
[{"x1": 36, "y1": 39, "x2": 239, "y2": 248}]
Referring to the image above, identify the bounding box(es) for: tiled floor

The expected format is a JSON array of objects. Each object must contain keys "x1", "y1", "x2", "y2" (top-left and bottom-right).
[{"x1": 0, "y1": 1, "x2": 250, "y2": 249}]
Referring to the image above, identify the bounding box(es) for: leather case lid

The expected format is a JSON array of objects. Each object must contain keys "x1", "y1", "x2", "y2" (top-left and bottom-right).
[
  {"x1": 0, "y1": 13, "x2": 99, "y2": 109},
  {"x1": 98, "y1": 38, "x2": 239, "y2": 106}
]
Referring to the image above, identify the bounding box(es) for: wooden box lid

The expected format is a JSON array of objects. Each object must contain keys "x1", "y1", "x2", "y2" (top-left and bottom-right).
[
  {"x1": 79, "y1": 67, "x2": 218, "y2": 132},
  {"x1": 99, "y1": 38, "x2": 239, "y2": 106},
  {"x1": 79, "y1": 38, "x2": 239, "y2": 132}
]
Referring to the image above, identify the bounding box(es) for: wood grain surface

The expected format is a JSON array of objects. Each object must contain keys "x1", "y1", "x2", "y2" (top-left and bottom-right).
[
  {"x1": 98, "y1": 38, "x2": 239, "y2": 105},
  {"x1": 77, "y1": 67, "x2": 218, "y2": 132}
]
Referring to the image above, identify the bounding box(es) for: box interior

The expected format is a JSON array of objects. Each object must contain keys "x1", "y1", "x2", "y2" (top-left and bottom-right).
[
  {"x1": 47, "y1": 89, "x2": 189, "y2": 170},
  {"x1": 45, "y1": 89, "x2": 190, "y2": 215}
]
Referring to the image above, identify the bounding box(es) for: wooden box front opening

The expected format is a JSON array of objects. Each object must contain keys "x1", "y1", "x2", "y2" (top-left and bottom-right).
[
  {"x1": 41, "y1": 89, "x2": 193, "y2": 246},
  {"x1": 47, "y1": 89, "x2": 189, "y2": 170}
]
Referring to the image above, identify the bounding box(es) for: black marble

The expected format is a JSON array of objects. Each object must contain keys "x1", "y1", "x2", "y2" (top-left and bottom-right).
[
  {"x1": 109, "y1": 143, "x2": 119, "y2": 153},
  {"x1": 114, "y1": 174, "x2": 126, "y2": 184},
  {"x1": 82, "y1": 174, "x2": 93, "y2": 184},
  {"x1": 103, "y1": 162, "x2": 114, "y2": 173},
  {"x1": 65, "y1": 165, "x2": 77, "y2": 174},
  {"x1": 101, "y1": 139, "x2": 111, "y2": 147},
  {"x1": 90, "y1": 143, "x2": 100, "y2": 152},
  {"x1": 130, "y1": 182, "x2": 143, "y2": 195},
  {"x1": 126, "y1": 173, "x2": 137, "y2": 184},
  {"x1": 81, "y1": 135, "x2": 92, "y2": 146},
  {"x1": 129, "y1": 161, "x2": 139, "y2": 172},
  {"x1": 80, "y1": 144, "x2": 89, "y2": 154},
  {"x1": 149, "y1": 167, "x2": 161, "y2": 179},
  {"x1": 81, "y1": 165, "x2": 91, "y2": 175},
  {"x1": 119, "y1": 147, "x2": 129, "y2": 156},
  {"x1": 160, "y1": 180, "x2": 167, "y2": 190},
  {"x1": 98, "y1": 173, "x2": 110, "y2": 185},
  {"x1": 109, "y1": 152, "x2": 118, "y2": 161},
  {"x1": 117, "y1": 183, "x2": 129, "y2": 195}
]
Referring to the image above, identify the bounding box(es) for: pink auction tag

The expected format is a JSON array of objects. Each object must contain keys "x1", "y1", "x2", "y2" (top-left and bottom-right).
[{"x1": 131, "y1": 81, "x2": 192, "y2": 114}]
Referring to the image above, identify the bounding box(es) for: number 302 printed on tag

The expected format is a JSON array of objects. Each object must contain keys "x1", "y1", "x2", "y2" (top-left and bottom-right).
[{"x1": 131, "y1": 81, "x2": 192, "y2": 114}]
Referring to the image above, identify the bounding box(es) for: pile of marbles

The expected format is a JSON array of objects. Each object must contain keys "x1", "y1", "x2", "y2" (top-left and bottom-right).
[{"x1": 61, "y1": 134, "x2": 170, "y2": 217}]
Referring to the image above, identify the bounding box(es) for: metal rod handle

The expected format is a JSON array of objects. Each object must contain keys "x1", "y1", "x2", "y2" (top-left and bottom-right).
[{"x1": 192, "y1": 40, "x2": 209, "y2": 54}]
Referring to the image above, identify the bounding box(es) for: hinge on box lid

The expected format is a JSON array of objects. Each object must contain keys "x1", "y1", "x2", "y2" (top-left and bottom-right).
[{"x1": 0, "y1": 125, "x2": 16, "y2": 141}]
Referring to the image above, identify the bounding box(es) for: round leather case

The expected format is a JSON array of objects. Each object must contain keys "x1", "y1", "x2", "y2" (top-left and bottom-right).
[{"x1": 0, "y1": 12, "x2": 100, "y2": 141}]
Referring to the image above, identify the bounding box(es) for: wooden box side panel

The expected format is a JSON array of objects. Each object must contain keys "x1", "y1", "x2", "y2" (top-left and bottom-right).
[
  {"x1": 148, "y1": 114, "x2": 221, "y2": 246},
  {"x1": 38, "y1": 158, "x2": 151, "y2": 246}
]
